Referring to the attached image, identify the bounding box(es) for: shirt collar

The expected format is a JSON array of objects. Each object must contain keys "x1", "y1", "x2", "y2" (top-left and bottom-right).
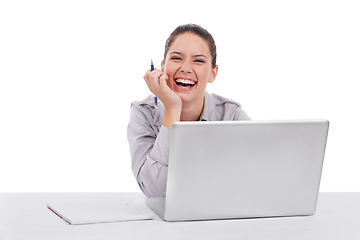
[{"x1": 199, "y1": 91, "x2": 214, "y2": 121}]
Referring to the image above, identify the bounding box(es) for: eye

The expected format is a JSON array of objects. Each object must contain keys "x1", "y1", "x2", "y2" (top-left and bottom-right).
[
  {"x1": 194, "y1": 59, "x2": 205, "y2": 63},
  {"x1": 171, "y1": 57, "x2": 182, "y2": 61}
]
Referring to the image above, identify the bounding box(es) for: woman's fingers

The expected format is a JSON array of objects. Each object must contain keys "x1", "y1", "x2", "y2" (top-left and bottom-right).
[
  {"x1": 144, "y1": 69, "x2": 157, "y2": 89},
  {"x1": 152, "y1": 70, "x2": 164, "y2": 84},
  {"x1": 159, "y1": 74, "x2": 169, "y2": 87},
  {"x1": 143, "y1": 68, "x2": 169, "y2": 95},
  {"x1": 143, "y1": 68, "x2": 181, "y2": 109}
]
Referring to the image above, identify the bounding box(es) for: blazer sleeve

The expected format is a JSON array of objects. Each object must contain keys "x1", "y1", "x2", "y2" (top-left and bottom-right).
[{"x1": 127, "y1": 103, "x2": 170, "y2": 197}]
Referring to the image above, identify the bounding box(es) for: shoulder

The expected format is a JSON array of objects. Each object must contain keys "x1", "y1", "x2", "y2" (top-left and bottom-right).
[
  {"x1": 129, "y1": 95, "x2": 165, "y2": 126},
  {"x1": 131, "y1": 95, "x2": 157, "y2": 109},
  {"x1": 204, "y1": 92, "x2": 250, "y2": 121},
  {"x1": 129, "y1": 95, "x2": 155, "y2": 122},
  {"x1": 209, "y1": 93, "x2": 242, "y2": 108}
]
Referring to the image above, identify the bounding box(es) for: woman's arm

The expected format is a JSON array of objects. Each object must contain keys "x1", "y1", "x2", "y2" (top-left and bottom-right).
[
  {"x1": 127, "y1": 103, "x2": 170, "y2": 197},
  {"x1": 143, "y1": 68, "x2": 182, "y2": 129},
  {"x1": 127, "y1": 67, "x2": 187, "y2": 197}
]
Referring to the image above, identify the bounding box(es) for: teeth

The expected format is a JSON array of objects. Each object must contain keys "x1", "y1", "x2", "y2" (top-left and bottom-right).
[{"x1": 175, "y1": 79, "x2": 196, "y2": 85}]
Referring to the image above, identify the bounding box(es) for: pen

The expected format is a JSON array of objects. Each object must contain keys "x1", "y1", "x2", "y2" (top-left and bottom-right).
[{"x1": 151, "y1": 59, "x2": 158, "y2": 108}]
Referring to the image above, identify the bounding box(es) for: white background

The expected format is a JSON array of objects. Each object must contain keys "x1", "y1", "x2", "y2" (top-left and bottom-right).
[{"x1": 1, "y1": 0, "x2": 359, "y2": 192}]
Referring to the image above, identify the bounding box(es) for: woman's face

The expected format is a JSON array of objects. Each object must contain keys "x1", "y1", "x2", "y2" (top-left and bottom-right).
[{"x1": 161, "y1": 32, "x2": 218, "y2": 104}]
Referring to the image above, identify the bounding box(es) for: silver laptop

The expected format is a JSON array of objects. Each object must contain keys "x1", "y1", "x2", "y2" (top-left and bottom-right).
[{"x1": 146, "y1": 120, "x2": 329, "y2": 221}]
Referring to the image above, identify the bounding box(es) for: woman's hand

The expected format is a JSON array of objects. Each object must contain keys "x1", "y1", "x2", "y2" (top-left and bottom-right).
[
  {"x1": 143, "y1": 68, "x2": 182, "y2": 129},
  {"x1": 143, "y1": 68, "x2": 182, "y2": 110}
]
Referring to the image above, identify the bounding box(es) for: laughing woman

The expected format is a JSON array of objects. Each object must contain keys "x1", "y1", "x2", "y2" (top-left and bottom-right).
[{"x1": 127, "y1": 24, "x2": 250, "y2": 197}]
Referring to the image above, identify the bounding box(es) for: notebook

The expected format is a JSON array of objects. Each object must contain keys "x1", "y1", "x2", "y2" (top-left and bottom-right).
[
  {"x1": 48, "y1": 194, "x2": 154, "y2": 225},
  {"x1": 146, "y1": 120, "x2": 329, "y2": 221}
]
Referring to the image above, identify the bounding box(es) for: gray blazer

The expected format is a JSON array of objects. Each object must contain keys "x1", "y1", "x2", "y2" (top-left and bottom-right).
[{"x1": 127, "y1": 92, "x2": 251, "y2": 197}]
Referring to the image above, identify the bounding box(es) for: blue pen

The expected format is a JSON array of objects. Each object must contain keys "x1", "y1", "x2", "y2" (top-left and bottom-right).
[{"x1": 151, "y1": 59, "x2": 158, "y2": 108}]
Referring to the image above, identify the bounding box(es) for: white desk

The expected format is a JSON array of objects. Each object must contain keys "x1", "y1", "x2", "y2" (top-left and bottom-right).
[{"x1": 1, "y1": 192, "x2": 359, "y2": 239}]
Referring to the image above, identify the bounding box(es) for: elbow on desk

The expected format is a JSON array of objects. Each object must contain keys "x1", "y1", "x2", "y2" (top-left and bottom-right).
[{"x1": 137, "y1": 163, "x2": 168, "y2": 198}]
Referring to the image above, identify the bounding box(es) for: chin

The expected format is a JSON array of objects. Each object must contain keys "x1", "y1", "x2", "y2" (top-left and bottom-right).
[{"x1": 177, "y1": 91, "x2": 204, "y2": 104}]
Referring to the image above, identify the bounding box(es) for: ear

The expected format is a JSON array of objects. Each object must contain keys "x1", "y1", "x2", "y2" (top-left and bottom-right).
[
  {"x1": 161, "y1": 60, "x2": 165, "y2": 72},
  {"x1": 208, "y1": 65, "x2": 218, "y2": 83}
]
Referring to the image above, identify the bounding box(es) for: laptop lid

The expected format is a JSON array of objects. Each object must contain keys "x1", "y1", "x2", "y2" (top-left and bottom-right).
[{"x1": 150, "y1": 120, "x2": 329, "y2": 221}]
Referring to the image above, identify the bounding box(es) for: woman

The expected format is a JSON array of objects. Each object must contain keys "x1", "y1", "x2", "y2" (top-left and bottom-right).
[{"x1": 127, "y1": 24, "x2": 250, "y2": 197}]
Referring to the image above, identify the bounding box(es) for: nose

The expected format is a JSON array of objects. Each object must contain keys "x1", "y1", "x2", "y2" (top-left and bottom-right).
[{"x1": 180, "y1": 61, "x2": 192, "y2": 74}]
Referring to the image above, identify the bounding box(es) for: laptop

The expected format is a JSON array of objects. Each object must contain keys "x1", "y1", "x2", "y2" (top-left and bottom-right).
[{"x1": 146, "y1": 120, "x2": 329, "y2": 221}]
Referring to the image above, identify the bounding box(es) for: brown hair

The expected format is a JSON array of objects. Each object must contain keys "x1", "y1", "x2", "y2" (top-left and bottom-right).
[{"x1": 164, "y1": 24, "x2": 217, "y2": 68}]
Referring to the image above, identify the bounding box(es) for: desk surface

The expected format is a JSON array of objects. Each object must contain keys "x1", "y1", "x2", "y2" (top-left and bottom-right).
[{"x1": 1, "y1": 192, "x2": 359, "y2": 240}]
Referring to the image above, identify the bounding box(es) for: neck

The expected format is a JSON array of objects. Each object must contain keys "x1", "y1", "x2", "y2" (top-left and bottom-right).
[{"x1": 180, "y1": 95, "x2": 205, "y2": 121}]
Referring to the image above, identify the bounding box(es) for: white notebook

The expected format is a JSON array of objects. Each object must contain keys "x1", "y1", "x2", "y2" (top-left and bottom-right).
[{"x1": 47, "y1": 194, "x2": 154, "y2": 225}]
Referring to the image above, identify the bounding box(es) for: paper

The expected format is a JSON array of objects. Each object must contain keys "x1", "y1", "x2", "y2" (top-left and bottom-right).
[{"x1": 47, "y1": 194, "x2": 154, "y2": 225}]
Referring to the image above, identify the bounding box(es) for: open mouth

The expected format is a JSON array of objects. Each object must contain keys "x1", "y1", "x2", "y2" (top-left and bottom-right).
[{"x1": 174, "y1": 78, "x2": 197, "y2": 90}]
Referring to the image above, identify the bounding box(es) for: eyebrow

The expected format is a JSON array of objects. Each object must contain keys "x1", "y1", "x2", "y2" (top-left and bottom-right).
[
  {"x1": 170, "y1": 52, "x2": 208, "y2": 58},
  {"x1": 170, "y1": 51, "x2": 183, "y2": 55}
]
